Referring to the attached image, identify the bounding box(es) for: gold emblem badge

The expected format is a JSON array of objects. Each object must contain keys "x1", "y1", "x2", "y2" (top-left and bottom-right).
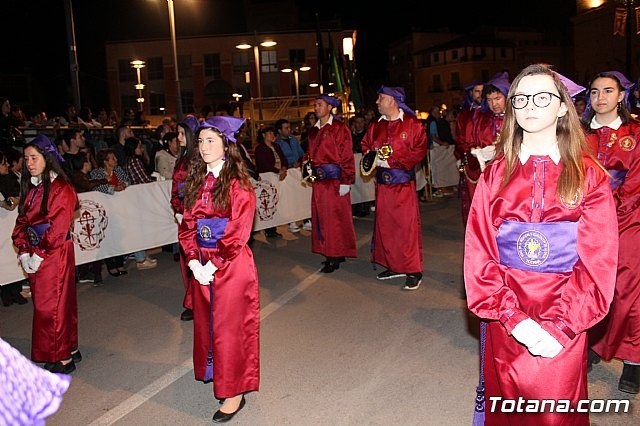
[
  {"x1": 559, "y1": 189, "x2": 583, "y2": 210},
  {"x1": 377, "y1": 144, "x2": 393, "y2": 160},
  {"x1": 400, "y1": 132, "x2": 408, "y2": 140},
  {"x1": 619, "y1": 135, "x2": 637, "y2": 151},
  {"x1": 607, "y1": 133, "x2": 617, "y2": 148}
]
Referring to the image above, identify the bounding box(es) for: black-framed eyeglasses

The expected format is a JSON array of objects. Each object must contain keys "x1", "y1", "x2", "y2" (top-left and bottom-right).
[{"x1": 510, "y1": 92, "x2": 561, "y2": 109}]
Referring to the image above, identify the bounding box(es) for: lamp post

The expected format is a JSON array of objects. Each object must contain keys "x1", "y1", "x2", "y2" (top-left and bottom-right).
[
  {"x1": 236, "y1": 36, "x2": 277, "y2": 121},
  {"x1": 281, "y1": 65, "x2": 311, "y2": 118},
  {"x1": 130, "y1": 59, "x2": 146, "y2": 111},
  {"x1": 166, "y1": 0, "x2": 183, "y2": 120}
]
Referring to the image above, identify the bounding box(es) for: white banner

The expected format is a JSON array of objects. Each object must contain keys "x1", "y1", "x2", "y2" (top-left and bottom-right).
[{"x1": 1, "y1": 155, "x2": 426, "y2": 285}]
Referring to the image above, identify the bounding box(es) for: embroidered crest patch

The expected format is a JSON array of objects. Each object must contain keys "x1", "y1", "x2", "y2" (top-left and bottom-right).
[
  {"x1": 517, "y1": 230, "x2": 549, "y2": 267},
  {"x1": 619, "y1": 135, "x2": 636, "y2": 152}
]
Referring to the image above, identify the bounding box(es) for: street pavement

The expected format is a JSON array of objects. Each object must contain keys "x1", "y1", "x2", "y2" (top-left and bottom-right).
[{"x1": 1, "y1": 196, "x2": 638, "y2": 425}]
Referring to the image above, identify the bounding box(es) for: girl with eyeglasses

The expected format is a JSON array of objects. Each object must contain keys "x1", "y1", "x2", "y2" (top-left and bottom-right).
[
  {"x1": 464, "y1": 64, "x2": 617, "y2": 425},
  {"x1": 586, "y1": 71, "x2": 640, "y2": 394}
]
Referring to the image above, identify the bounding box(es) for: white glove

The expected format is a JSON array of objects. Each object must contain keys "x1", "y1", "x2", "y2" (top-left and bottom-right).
[
  {"x1": 376, "y1": 159, "x2": 390, "y2": 168},
  {"x1": 511, "y1": 318, "x2": 545, "y2": 348},
  {"x1": 339, "y1": 184, "x2": 350, "y2": 196},
  {"x1": 19, "y1": 253, "x2": 35, "y2": 274},
  {"x1": 28, "y1": 253, "x2": 44, "y2": 273},
  {"x1": 175, "y1": 213, "x2": 183, "y2": 225},
  {"x1": 188, "y1": 259, "x2": 214, "y2": 286},
  {"x1": 528, "y1": 330, "x2": 563, "y2": 358}
]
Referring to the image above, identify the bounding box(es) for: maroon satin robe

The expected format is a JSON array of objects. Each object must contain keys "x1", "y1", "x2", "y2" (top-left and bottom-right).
[
  {"x1": 587, "y1": 121, "x2": 640, "y2": 363},
  {"x1": 465, "y1": 154, "x2": 617, "y2": 425},
  {"x1": 171, "y1": 158, "x2": 191, "y2": 310},
  {"x1": 308, "y1": 118, "x2": 357, "y2": 258},
  {"x1": 361, "y1": 114, "x2": 427, "y2": 274},
  {"x1": 12, "y1": 177, "x2": 79, "y2": 363},
  {"x1": 455, "y1": 105, "x2": 483, "y2": 225},
  {"x1": 179, "y1": 175, "x2": 259, "y2": 398}
]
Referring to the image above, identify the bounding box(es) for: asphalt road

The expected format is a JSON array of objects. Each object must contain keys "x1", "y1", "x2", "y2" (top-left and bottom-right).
[{"x1": 1, "y1": 196, "x2": 637, "y2": 425}]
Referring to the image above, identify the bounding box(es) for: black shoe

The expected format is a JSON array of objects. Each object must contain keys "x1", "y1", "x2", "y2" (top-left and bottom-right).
[
  {"x1": 403, "y1": 273, "x2": 423, "y2": 291},
  {"x1": 587, "y1": 349, "x2": 600, "y2": 373},
  {"x1": 618, "y1": 363, "x2": 640, "y2": 394},
  {"x1": 71, "y1": 349, "x2": 82, "y2": 363},
  {"x1": 180, "y1": 308, "x2": 194, "y2": 321},
  {"x1": 212, "y1": 396, "x2": 246, "y2": 423},
  {"x1": 2, "y1": 293, "x2": 14, "y2": 307},
  {"x1": 78, "y1": 272, "x2": 96, "y2": 283},
  {"x1": 376, "y1": 269, "x2": 405, "y2": 280},
  {"x1": 108, "y1": 269, "x2": 127, "y2": 277},
  {"x1": 320, "y1": 261, "x2": 339, "y2": 273},
  {"x1": 264, "y1": 230, "x2": 282, "y2": 239},
  {"x1": 44, "y1": 359, "x2": 76, "y2": 374}
]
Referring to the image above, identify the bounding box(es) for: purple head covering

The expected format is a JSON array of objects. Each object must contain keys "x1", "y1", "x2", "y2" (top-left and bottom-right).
[
  {"x1": 464, "y1": 79, "x2": 484, "y2": 92},
  {"x1": 377, "y1": 85, "x2": 415, "y2": 117},
  {"x1": 553, "y1": 71, "x2": 586, "y2": 98},
  {"x1": 181, "y1": 115, "x2": 199, "y2": 134},
  {"x1": 485, "y1": 72, "x2": 510, "y2": 97},
  {"x1": 316, "y1": 94, "x2": 341, "y2": 108},
  {"x1": 198, "y1": 116, "x2": 245, "y2": 143},
  {"x1": 605, "y1": 71, "x2": 634, "y2": 90},
  {"x1": 30, "y1": 134, "x2": 65, "y2": 165}
]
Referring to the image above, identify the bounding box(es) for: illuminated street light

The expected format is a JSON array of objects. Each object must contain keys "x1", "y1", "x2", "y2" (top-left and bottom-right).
[
  {"x1": 130, "y1": 59, "x2": 146, "y2": 111},
  {"x1": 166, "y1": 0, "x2": 183, "y2": 120},
  {"x1": 236, "y1": 35, "x2": 278, "y2": 120},
  {"x1": 281, "y1": 64, "x2": 311, "y2": 118}
]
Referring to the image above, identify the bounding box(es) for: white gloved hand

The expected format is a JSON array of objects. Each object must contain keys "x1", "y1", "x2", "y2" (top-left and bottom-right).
[
  {"x1": 175, "y1": 213, "x2": 183, "y2": 225},
  {"x1": 511, "y1": 318, "x2": 545, "y2": 348},
  {"x1": 188, "y1": 259, "x2": 214, "y2": 286},
  {"x1": 28, "y1": 253, "x2": 44, "y2": 273},
  {"x1": 376, "y1": 159, "x2": 390, "y2": 168},
  {"x1": 202, "y1": 260, "x2": 218, "y2": 277},
  {"x1": 528, "y1": 330, "x2": 563, "y2": 358},
  {"x1": 338, "y1": 184, "x2": 350, "y2": 196},
  {"x1": 19, "y1": 253, "x2": 35, "y2": 274}
]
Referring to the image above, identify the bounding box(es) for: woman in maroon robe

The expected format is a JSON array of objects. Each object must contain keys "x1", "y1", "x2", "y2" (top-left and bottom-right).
[
  {"x1": 586, "y1": 71, "x2": 640, "y2": 393},
  {"x1": 465, "y1": 64, "x2": 617, "y2": 425},
  {"x1": 178, "y1": 116, "x2": 258, "y2": 423},
  {"x1": 172, "y1": 115, "x2": 199, "y2": 321},
  {"x1": 12, "y1": 134, "x2": 80, "y2": 374}
]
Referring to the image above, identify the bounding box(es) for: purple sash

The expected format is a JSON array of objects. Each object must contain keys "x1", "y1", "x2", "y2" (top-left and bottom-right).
[
  {"x1": 608, "y1": 169, "x2": 627, "y2": 190},
  {"x1": 496, "y1": 220, "x2": 578, "y2": 273},
  {"x1": 177, "y1": 182, "x2": 185, "y2": 201},
  {"x1": 313, "y1": 163, "x2": 341, "y2": 181},
  {"x1": 375, "y1": 168, "x2": 415, "y2": 185},
  {"x1": 27, "y1": 223, "x2": 50, "y2": 246},
  {"x1": 196, "y1": 218, "x2": 229, "y2": 248}
]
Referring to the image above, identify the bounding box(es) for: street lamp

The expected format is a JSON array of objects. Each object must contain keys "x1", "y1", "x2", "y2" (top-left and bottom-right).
[
  {"x1": 236, "y1": 36, "x2": 277, "y2": 120},
  {"x1": 130, "y1": 59, "x2": 146, "y2": 111},
  {"x1": 281, "y1": 65, "x2": 311, "y2": 118},
  {"x1": 166, "y1": 0, "x2": 183, "y2": 120}
]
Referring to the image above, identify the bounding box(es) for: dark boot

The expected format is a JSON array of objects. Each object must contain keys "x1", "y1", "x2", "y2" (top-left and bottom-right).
[
  {"x1": 587, "y1": 349, "x2": 600, "y2": 373},
  {"x1": 320, "y1": 257, "x2": 340, "y2": 273},
  {"x1": 618, "y1": 363, "x2": 640, "y2": 394}
]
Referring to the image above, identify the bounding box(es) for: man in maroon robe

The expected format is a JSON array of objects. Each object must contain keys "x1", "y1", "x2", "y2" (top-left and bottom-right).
[
  {"x1": 307, "y1": 95, "x2": 357, "y2": 272},
  {"x1": 361, "y1": 86, "x2": 427, "y2": 290}
]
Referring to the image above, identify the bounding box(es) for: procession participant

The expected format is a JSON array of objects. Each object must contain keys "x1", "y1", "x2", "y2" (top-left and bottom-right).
[
  {"x1": 465, "y1": 64, "x2": 617, "y2": 425},
  {"x1": 179, "y1": 116, "x2": 259, "y2": 422},
  {"x1": 361, "y1": 85, "x2": 427, "y2": 290},
  {"x1": 470, "y1": 72, "x2": 510, "y2": 172},
  {"x1": 172, "y1": 115, "x2": 199, "y2": 321},
  {"x1": 455, "y1": 79, "x2": 484, "y2": 225},
  {"x1": 586, "y1": 71, "x2": 640, "y2": 394},
  {"x1": 307, "y1": 94, "x2": 357, "y2": 273},
  {"x1": 12, "y1": 134, "x2": 81, "y2": 374}
]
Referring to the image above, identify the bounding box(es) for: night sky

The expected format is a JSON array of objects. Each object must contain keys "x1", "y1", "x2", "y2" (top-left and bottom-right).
[{"x1": 2, "y1": 0, "x2": 575, "y2": 116}]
